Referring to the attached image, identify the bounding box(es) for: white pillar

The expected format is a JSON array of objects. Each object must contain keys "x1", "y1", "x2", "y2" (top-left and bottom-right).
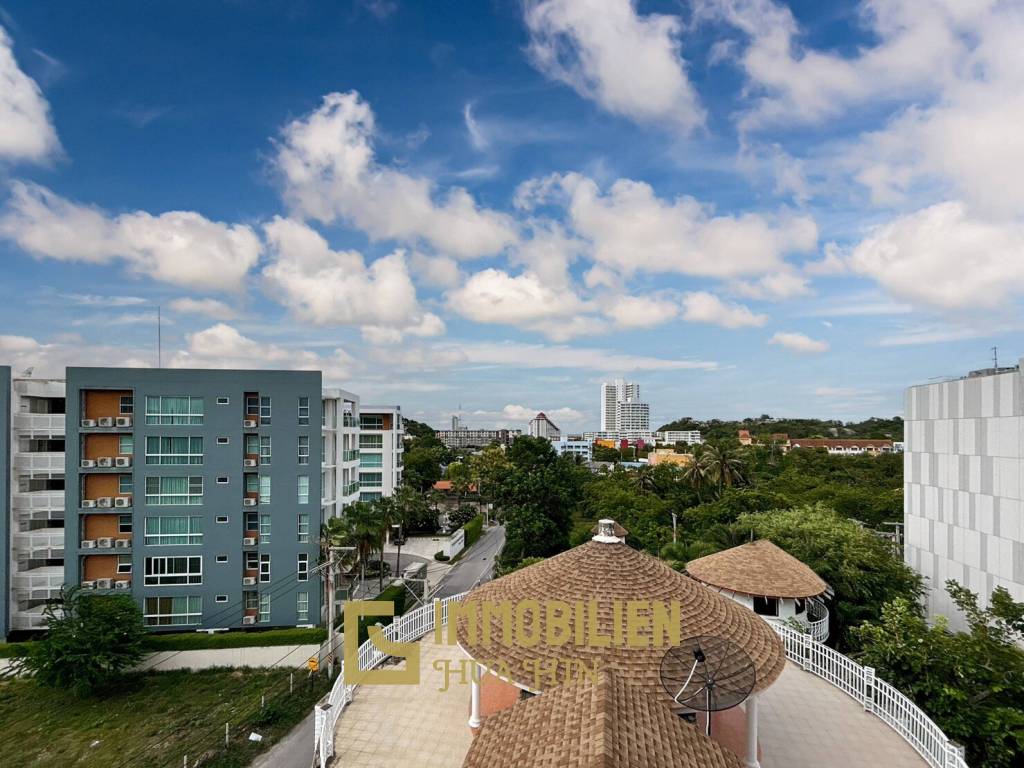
[
  {"x1": 468, "y1": 663, "x2": 482, "y2": 728},
  {"x1": 745, "y1": 693, "x2": 760, "y2": 768}
]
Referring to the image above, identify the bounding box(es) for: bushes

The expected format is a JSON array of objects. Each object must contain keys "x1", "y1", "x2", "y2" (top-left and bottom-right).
[
  {"x1": 143, "y1": 626, "x2": 326, "y2": 652},
  {"x1": 462, "y1": 514, "x2": 484, "y2": 548},
  {"x1": 333, "y1": 582, "x2": 408, "y2": 646}
]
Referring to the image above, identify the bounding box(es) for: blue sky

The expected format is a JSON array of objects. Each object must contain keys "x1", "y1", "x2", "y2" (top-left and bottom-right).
[{"x1": 0, "y1": 0, "x2": 1022, "y2": 432}]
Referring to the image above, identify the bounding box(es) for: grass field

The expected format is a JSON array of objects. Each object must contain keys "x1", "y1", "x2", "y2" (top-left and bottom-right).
[{"x1": 0, "y1": 667, "x2": 329, "y2": 768}]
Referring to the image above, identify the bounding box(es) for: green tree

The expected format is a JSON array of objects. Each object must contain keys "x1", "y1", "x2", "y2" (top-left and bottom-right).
[
  {"x1": 15, "y1": 587, "x2": 146, "y2": 696},
  {"x1": 402, "y1": 436, "x2": 446, "y2": 492},
  {"x1": 446, "y1": 461, "x2": 474, "y2": 506},
  {"x1": 854, "y1": 583, "x2": 1024, "y2": 768},
  {"x1": 591, "y1": 444, "x2": 620, "y2": 463},
  {"x1": 699, "y1": 443, "x2": 745, "y2": 496}
]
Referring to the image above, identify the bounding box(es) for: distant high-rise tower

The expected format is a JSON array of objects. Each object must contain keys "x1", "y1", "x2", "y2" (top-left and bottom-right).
[{"x1": 600, "y1": 379, "x2": 646, "y2": 434}]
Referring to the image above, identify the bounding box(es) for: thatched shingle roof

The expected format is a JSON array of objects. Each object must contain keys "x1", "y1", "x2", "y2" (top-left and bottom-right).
[{"x1": 686, "y1": 540, "x2": 828, "y2": 599}]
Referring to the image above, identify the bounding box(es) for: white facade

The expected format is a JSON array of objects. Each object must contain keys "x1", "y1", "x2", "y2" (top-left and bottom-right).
[
  {"x1": 9, "y1": 376, "x2": 66, "y2": 632},
  {"x1": 600, "y1": 379, "x2": 641, "y2": 432},
  {"x1": 358, "y1": 405, "x2": 403, "y2": 503},
  {"x1": 321, "y1": 388, "x2": 361, "y2": 520},
  {"x1": 904, "y1": 364, "x2": 1024, "y2": 630},
  {"x1": 656, "y1": 430, "x2": 703, "y2": 445},
  {"x1": 551, "y1": 439, "x2": 592, "y2": 462},
  {"x1": 528, "y1": 412, "x2": 561, "y2": 440}
]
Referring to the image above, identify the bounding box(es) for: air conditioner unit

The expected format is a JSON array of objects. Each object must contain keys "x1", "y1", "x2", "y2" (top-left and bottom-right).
[
  {"x1": 115, "y1": 538, "x2": 131, "y2": 549},
  {"x1": 115, "y1": 456, "x2": 132, "y2": 467},
  {"x1": 243, "y1": 498, "x2": 257, "y2": 507},
  {"x1": 97, "y1": 537, "x2": 113, "y2": 548},
  {"x1": 242, "y1": 616, "x2": 256, "y2": 625},
  {"x1": 114, "y1": 495, "x2": 132, "y2": 508},
  {"x1": 95, "y1": 578, "x2": 113, "y2": 589},
  {"x1": 243, "y1": 458, "x2": 257, "y2": 467},
  {"x1": 243, "y1": 419, "x2": 257, "y2": 428},
  {"x1": 242, "y1": 537, "x2": 257, "y2": 546},
  {"x1": 81, "y1": 499, "x2": 97, "y2": 509},
  {"x1": 80, "y1": 459, "x2": 97, "y2": 468},
  {"x1": 97, "y1": 497, "x2": 113, "y2": 508},
  {"x1": 97, "y1": 417, "x2": 114, "y2": 427},
  {"x1": 242, "y1": 576, "x2": 257, "y2": 585},
  {"x1": 81, "y1": 539, "x2": 96, "y2": 549},
  {"x1": 115, "y1": 416, "x2": 132, "y2": 427},
  {"x1": 97, "y1": 457, "x2": 114, "y2": 468},
  {"x1": 81, "y1": 580, "x2": 96, "y2": 589},
  {"x1": 81, "y1": 419, "x2": 97, "y2": 428},
  {"x1": 114, "y1": 580, "x2": 130, "y2": 590}
]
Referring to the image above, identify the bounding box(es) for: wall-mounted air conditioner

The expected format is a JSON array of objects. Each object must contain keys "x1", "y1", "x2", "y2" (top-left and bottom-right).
[
  {"x1": 97, "y1": 457, "x2": 114, "y2": 468},
  {"x1": 81, "y1": 539, "x2": 96, "y2": 549},
  {"x1": 97, "y1": 417, "x2": 114, "y2": 427},
  {"x1": 82, "y1": 499, "x2": 97, "y2": 509},
  {"x1": 97, "y1": 497, "x2": 113, "y2": 508},
  {"x1": 243, "y1": 498, "x2": 257, "y2": 507},
  {"x1": 114, "y1": 496, "x2": 132, "y2": 508},
  {"x1": 243, "y1": 458, "x2": 257, "y2": 467},
  {"x1": 115, "y1": 456, "x2": 132, "y2": 467},
  {"x1": 242, "y1": 537, "x2": 257, "y2": 546},
  {"x1": 242, "y1": 616, "x2": 256, "y2": 625},
  {"x1": 114, "y1": 580, "x2": 130, "y2": 590},
  {"x1": 80, "y1": 459, "x2": 96, "y2": 468},
  {"x1": 243, "y1": 419, "x2": 257, "y2": 428},
  {"x1": 81, "y1": 580, "x2": 96, "y2": 589},
  {"x1": 115, "y1": 538, "x2": 131, "y2": 549},
  {"x1": 115, "y1": 416, "x2": 132, "y2": 427},
  {"x1": 95, "y1": 578, "x2": 113, "y2": 589},
  {"x1": 242, "y1": 576, "x2": 257, "y2": 585},
  {"x1": 97, "y1": 537, "x2": 113, "y2": 548},
  {"x1": 81, "y1": 419, "x2": 97, "y2": 428}
]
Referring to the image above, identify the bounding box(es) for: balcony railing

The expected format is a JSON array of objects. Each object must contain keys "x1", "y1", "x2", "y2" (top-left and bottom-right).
[
  {"x1": 12, "y1": 491, "x2": 65, "y2": 512},
  {"x1": 343, "y1": 482, "x2": 361, "y2": 496},
  {"x1": 14, "y1": 413, "x2": 65, "y2": 434},
  {"x1": 11, "y1": 609, "x2": 55, "y2": 631},
  {"x1": 14, "y1": 531, "x2": 64, "y2": 559},
  {"x1": 13, "y1": 452, "x2": 65, "y2": 472},
  {"x1": 13, "y1": 570, "x2": 64, "y2": 601},
  {"x1": 342, "y1": 414, "x2": 359, "y2": 428}
]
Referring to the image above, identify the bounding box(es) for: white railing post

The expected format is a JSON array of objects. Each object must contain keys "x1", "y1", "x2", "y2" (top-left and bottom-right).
[
  {"x1": 801, "y1": 629, "x2": 811, "y2": 670},
  {"x1": 863, "y1": 666, "x2": 875, "y2": 713}
]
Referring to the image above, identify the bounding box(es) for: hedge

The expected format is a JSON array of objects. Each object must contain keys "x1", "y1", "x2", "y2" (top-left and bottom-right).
[
  {"x1": 143, "y1": 626, "x2": 326, "y2": 652},
  {"x1": 0, "y1": 641, "x2": 33, "y2": 659},
  {"x1": 463, "y1": 515, "x2": 484, "y2": 548},
  {"x1": 333, "y1": 582, "x2": 408, "y2": 647}
]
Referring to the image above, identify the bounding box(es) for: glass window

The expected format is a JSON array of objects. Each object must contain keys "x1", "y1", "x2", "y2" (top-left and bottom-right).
[
  {"x1": 144, "y1": 596, "x2": 202, "y2": 626},
  {"x1": 298, "y1": 436, "x2": 310, "y2": 465},
  {"x1": 216, "y1": 397, "x2": 229, "y2": 405},
  {"x1": 216, "y1": 554, "x2": 228, "y2": 563},
  {"x1": 244, "y1": 510, "x2": 258, "y2": 532},
  {"x1": 258, "y1": 593, "x2": 270, "y2": 623},
  {"x1": 246, "y1": 394, "x2": 260, "y2": 417},
  {"x1": 144, "y1": 516, "x2": 203, "y2": 545},
  {"x1": 259, "y1": 513, "x2": 271, "y2": 543},
  {"x1": 217, "y1": 436, "x2": 229, "y2": 445},
  {"x1": 296, "y1": 591, "x2": 309, "y2": 623},
  {"x1": 216, "y1": 476, "x2": 229, "y2": 484},
  {"x1": 297, "y1": 553, "x2": 308, "y2": 582},
  {"x1": 260, "y1": 436, "x2": 271, "y2": 466},
  {"x1": 118, "y1": 475, "x2": 134, "y2": 494},
  {"x1": 119, "y1": 395, "x2": 134, "y2": 415},
  {"x1": 118, "y1": 514, "x2": 132, "y2": 533},
  {"x1": 144, "y1": 556, "x2": 202, "y2": 586},
  {"x1": 360, "y1": 415, "x2": 384, "y2": 430},
  {"x1": 298, "y1": 475, "x2": 309, "y2": 505},
  {"x1": 216, "y1": 515, "x2": 229, "y2": 524},
  {"x1": 259, "y1": 553, "x2": 270, "y2": 583},
  {"x1": 144, "y1": 396, "x2": 204, "y2": 425},
  {"x1": 145, "y1": 476, "x2": 202, "y2": 505},
  {"x1": 215, "y1": 595, "x2": 228, "y2": 603},
  {"x1": 118, "y1": 435, "x2": 134, "y2": 455},
  {"x1": 245, "y1": 434, "x2": 259, "y2": 456},
  {"x1": 359, "y1": 434, "x2": 383, "y2": 449},
  {"x1": 260, "y1": 396, "x2": 271, "y2": 425},
  {"x1": 117, "y1": 554, "x2": 132, "y2": 574},
  {"x1": 145, "y1": 436, "x2": 203, "y2": 465},
  {"x1": 297, "y1": 514, "x2": 310, "y2": 543},
  {"x1": 258, "y1": 475, "x2": 271, "y2": 504},
  {"x1": 244, "y1": 551, "x2": 259, "y2": 571},
  {"x1": 359, "y1": 453, "x2": 383, "y2": 468},
  {"x1": 359, "y1": 472, "x2": 383, "y2": 488},
  {"x1": 298, "y1": 396, "x2": 310, "y2": 426},
  {"x1": 753, "y1": 596, "x2": 780, "y2": 617},
  {"x1": 244, "y1": 591, "x2": 259, "y2": 610},
  {"x1": 245, "y1": 474, "x2": 259, "y2": 494}
]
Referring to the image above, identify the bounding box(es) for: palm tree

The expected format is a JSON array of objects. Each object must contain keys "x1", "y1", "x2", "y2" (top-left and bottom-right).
[
  {"x1": 681, "y1": 458, "x2": 709, "y2": 503},
  {"x1": 699, "y1": 444, "x2": 745, "y2": 497},
  {"x1": 632, "y1": 465, "x2": 658, "y2": 494},
  {"x1": 343, "y1": 501, "x2": 381, "y2": 594}
]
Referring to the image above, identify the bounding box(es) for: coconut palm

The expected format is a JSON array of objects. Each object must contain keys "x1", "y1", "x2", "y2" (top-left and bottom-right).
[
  {"x1": 632, "y1": 465, "x2": 658, "y2": 494},
  {"x1": 681, "y1": 458, "x2": 710, "y2": 502},
  {"x1": 699, "y1": 444, "x2": 745, "y2": 496}
]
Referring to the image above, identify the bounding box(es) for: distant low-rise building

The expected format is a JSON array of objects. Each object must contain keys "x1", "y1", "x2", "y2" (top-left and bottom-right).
[
  {"x1": 551, "y1": 439, "x2": 591, "y2": 462},
  {"x1": 655, "y1": 430, "x2": 702, "y2": 445},
  {"x1": 528, "y1": 412, "x2": 561, "y2": 440},
  {"x1": 435, "y1": 427, "x2": 521, "y2": 450},
  {"x1": 789, "y1": 438, "x2": 898, "y2": 455},
  {"x1": 646, "y1": 448, "x2": 694, "y2": 467}
]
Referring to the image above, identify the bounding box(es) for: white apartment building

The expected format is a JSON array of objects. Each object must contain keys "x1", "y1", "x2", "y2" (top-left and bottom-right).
[
  {"x1": 358, "y1": 405, "x2": 403, "y2": 503},
  {"x1": 655, "y1": 430, "x2": 703, "y2": 445},
  {"x1": 321, "y1": 389, "x2": 362, "y2": 520},
  {"x1": 904, "y1": 364, "x2": 1024, "y2": 630},
  {"x1": 600, "y1": 379, "x2": 650, "y2": 438},
  {"x1": 551, "y1": 439, "x2": 592, "y2": 462},
  {"x1": 6, "y1": 374, "x2": 66, "y2": 635},
  {"x1": 528, "y1": 412, "x2": 561, "y2": 441}
]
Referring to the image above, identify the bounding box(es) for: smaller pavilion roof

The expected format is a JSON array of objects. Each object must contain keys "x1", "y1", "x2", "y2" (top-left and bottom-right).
[
  {"x1": 462, "y1": 668, "x2": 743, "y2": 768},
  {"x1": 686, "y1": 540, "x2": 827, "y2": 599}
]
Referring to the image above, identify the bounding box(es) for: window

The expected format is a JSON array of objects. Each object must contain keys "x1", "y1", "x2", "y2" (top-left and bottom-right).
[
  {"x1": 360, "y1": 472, "x2": 383, "y2": 488},
  {"x1": 298, "y1": 436, "x2": 310, "y2": 465},
  {"x1": 217, "y1": 436, "x2": 229, "y2": 445},
  {"x1": 119, "y1": 395, "x2": 134, "y2": 414},
  {"x1": 244, "y1": 551, "x2": 259, "y2": 571},
  {"x1": 119, "y1": 475, "x2": 134, "y2": 494},
  {"x1": 296, "y1": 592, "x2": 309, "y2": 623},
  {"x1": 298, "y1": 396, "x2": 310, "y2": 425},
  {"x1": 260, "y1": 396, "x2": 271, "y2": 424},
  {"x1": 118, "y1": 514, "x2": 132, "y2": 534},
  {"x1": 244, "y1": 510, "x2": 258, "y2": 532},
  {"x1": 244, "y1": 591, "x2": 259, "y2": 610},
  {"x1": 752, "y1": 596, "x2": 779, "y2": 617},
  {"x1": 216, "y1": 554, "x2": 228, "y2": 564},
  {"x1": 117, "y1": 554, "x2": 132, "y2": 574},
  {"x1": 144, "y1": 556, "x2": 202, "y2": 586},
  {"x1": 245, "y1": 434, "x2": 259, "y2": 457},
  {"x1": 145, "y1": 436, "x2": 203, "y2": 465},
  {"x1": 360, "y1": 491, "x2": 382, "y2": 502},
  {"x1": 297, "y1": 514, "x2": 310, "y2": 543},
  {"x1": 321, "y1": 471, "x2": 326, "y2": 500},
  {"x1": 145, "y1": 396, "x2": 204, "y2": 425},
  {"x1": 144, "y1": 596, "x2": 202, "y2": 626},
  {"x1": 297, "y1": 553, "x2": 309, "y2": 582},
  {"x1": 118, "y1": 435, "x2": 134, "y2": 455},
  {"x1": 359, "y1": 434, "x2": 383, "y2": 449},
  {"x1": 259, "y1": 513, "x2": 271, "y2": 543},
  {"x1": 258, "y1": 476, "x2": 271, "y2": 504},
  {"x1": 360, "y1": 415, "x2": 384, "y2": 430},
  {"x1": 144, "y1": 516, "x2": 203, "y2": 545},
  {"x1": 216, "y1": 515, "x2": 229, "y2": 524},
  {"x1": 145, "y1": 476, "x2": 202, "y2": 505},
  {"x1": 259, "y1": 593, "x2": 270, "y2": 623},
  {"x1": 216, "y1": 476, "x2": 228, "y2": 484},
  {"x1": 217, "y1": 397, "x2": 230, "y2": 405},
  {"x1": 260, "y1": 436, "x2": 271, "y2": 466},
  {"x1": 298, "y1": 475, "x2": 309, "y2": 504},
  {"x1": 259, "y1": 554, "x2": 271, "y2": 583},
  {"x1": 245, "y1": 474, "x2": 259, "y2": 496},
  {"x1": 359, "y1": 453, "x2": 383, "y2": 468},
  {"x1": 215, "y1": 595, "x2": 228, "y2": 603}
]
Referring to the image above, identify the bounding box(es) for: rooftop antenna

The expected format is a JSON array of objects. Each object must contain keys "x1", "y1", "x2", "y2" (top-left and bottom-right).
[
  {"x1": 157, "y1": 305, "x2": 162, "y2": 368},
  {"x1": 992, "y1": 346, "x2": 998, "y2": 369}
]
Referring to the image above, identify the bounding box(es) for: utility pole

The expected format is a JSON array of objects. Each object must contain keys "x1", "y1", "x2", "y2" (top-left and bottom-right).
[{"x1": 671, "y1": 512, "x2": 677, "y2": 544}]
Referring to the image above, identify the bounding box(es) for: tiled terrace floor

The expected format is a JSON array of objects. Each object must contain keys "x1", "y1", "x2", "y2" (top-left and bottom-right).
[{"x1": 332, "y1": 635, "x2": 928, "y2": 768}]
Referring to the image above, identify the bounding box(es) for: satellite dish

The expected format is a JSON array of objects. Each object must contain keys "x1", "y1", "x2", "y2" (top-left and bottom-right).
[{"x1": 659, "y1": 635, "x2": 757, "y2": 736}]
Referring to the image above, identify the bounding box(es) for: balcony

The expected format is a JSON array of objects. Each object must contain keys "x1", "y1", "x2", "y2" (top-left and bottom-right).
[
  {"x1": 13, "y1": 452, "x2": 64, "y2": 472},
  {"x1": 10, "y1": 607, "x2": 55, "y2": 631},
  {"x1": 343, "y1": 481, "x2": 361, "y2": 497},
  {"x1": 343, "y1": 449, "x2": 360, "y2": 462},
  {"x1": 14, "y1": 531, "x2": 64, "y2": 561},
  {"x1": 12, "y1": 490, "x2": 65, "y2": 513},
  {"x1": 342, "y1": 414, "x2": 359, "y2": 428},
  {"x1": 14, "y1": 412, "x2": 65, "y2": 435},
  {"x1": 13, "y1": 567, "x2": 64, "y2": 602}
]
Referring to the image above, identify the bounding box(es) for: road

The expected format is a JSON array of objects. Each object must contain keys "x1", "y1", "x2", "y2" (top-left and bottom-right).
[{"x1": 253, "y1": 525, "x2": 504, "y2": 768}]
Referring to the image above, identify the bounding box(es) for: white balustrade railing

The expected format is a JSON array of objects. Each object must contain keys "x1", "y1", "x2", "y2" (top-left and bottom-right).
[
  {"x1": 314, "y1": 592, "x2": 467, "y2": 767},
  {"x1": 805, "y1": 597, "x2": 830, "y2": 642},
  {"x1": 13, "y1": 452, "x2": 65, "y2": 472},
  {"x1": 772, "y1": 624, "x2": 968, "y2": 768},
  {"x1": 14, "y1": 413, "x2": 66, "y2": 434}
]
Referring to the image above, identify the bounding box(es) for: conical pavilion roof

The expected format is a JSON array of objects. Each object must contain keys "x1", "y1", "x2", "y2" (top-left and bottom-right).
[
  {"x1": 456, "y1": 523, "x2": 785, "y2": 696},
  {"x1": 686, "y1": 539, "x2": 828, "y2": 599}
]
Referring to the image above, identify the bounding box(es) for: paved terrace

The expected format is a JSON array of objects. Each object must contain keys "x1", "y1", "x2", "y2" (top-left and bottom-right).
[{"x1": 331, "y1": 634, "x2": 927, "y2": 768}]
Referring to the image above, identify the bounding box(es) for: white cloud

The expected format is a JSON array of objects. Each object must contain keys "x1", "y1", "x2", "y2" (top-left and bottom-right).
[
  {"x1": 0, "y1": 332, "x2": 151, "y2": 377},
  {"x1": 768, "y1": 331, "x2": 829, "y2": 354},
  {"x1": 167, "y1": 297, "x2": 238, "y2": 321},
  {"x1": 463, "y1": 102, "x2": 488, "y2": 151},
  {"x1": 846, "y1": 201, "x2": 1024, "y2": 311},
  {"x1": 447, "y1": 268, "x2": 586, "y2": 336},
  {"x1": 0, "y1": 182, "x2": 260, "y2": 291},
  {"x1": 275, "y1": 91, "x2": 517, "y2": 258},
  {"x1": 262, "y1": 216, "x2": 443, "y2": 342},
  {"x1": 731, "y1": 271, "x2": 811, "y2": 301},
  {"x1": 603, "y1": 294, "x2": 680, "y2": 329},
  {"x1": 519, "y1": 172, "x2": 817, "y2": 279},
  {"x1": 682, "y1": 291, "x2": 767, "y2": 329},
  {"x1": 0, "y1": 26, "x2": 61, "y2": 163},
  {"x1": 409, "y1": 252, "x2": 463, "y2": 289},
  {"x1": 468, "y1": 403, "x2": 586, "y2": 429},
  {"x1": 523, "y1": 0, "x2": 704, "y2": 131}
]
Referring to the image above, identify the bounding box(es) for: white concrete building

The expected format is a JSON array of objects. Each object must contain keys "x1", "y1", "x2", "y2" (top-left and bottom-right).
[
  {"x1": 358, "y1": 405, "x2": 403, "y2": 503},
  {"x1": 600, "y1": 379, "x2": 641, "y2": 432},
  {"x1": 904, "y1": 363, "x2": 1024, "y2": 630},
  {"x1": 321, "y1": 388, "x2": 362, "y2": 519},
  {"x1": 528, "y1": 412, "x2": 561, "y2": 440},
  {"x1": 551, "y1": 439, "x2": 592, "y2": 462},
  {"x1": 655, "y1": 430, "x2": 703, "y2": 445}
]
